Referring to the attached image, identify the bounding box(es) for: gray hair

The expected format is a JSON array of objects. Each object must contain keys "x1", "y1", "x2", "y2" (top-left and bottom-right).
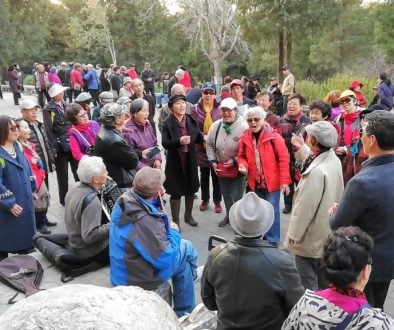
[
  {"x1": 131, "y1": 78, "x2": 143, "y2": 87},
  {"x1": 77, "y1": 156, "x2": 106, "y2": 183},
  {"x1": 171, "y1": 83, "x2": 186, "y2": 96},
  {"x1": 244, "y1": 106, "x2": 267, "y2": 121}
]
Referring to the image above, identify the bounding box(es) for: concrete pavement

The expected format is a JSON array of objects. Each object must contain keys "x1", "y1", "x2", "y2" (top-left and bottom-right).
[{"x1": 0, "y1": 92, "x2": 393, "y2": 317}]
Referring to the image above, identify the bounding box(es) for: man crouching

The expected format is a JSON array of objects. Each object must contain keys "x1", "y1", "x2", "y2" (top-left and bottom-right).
[
  {"x1": 110, "y1": 167, "x2": 197, "y2": 317},
  {"x1": 65, "y1": 156, "x2": 110, "y2": 264}
]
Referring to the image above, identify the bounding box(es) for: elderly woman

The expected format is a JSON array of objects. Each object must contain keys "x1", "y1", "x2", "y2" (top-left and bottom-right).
[
  {"x1": 285, "y1": 121, "x2": 344, "y2": 290},
  {"x1": 206, "y1": 97, "x2": 249, "y2": 227},
  {"x1": 94, "y1": 103, "x2": 139, "y2": 191},
  {"x1": 122, "y1": 99, "x2": 161, "y2": 169},
  {"x1": 283, "y1": 227, "x2": 394, "y2": 328},
  {"x1": 75, "y1": 92, "x2": 93, "y2": 119},
  {"x1": 66, "y1": 103, "x2": 100, "y2": 162},
  {"x1": 238, "y1": 106, "x2": 291, "y2": 245},
  {"x1": 119, "y1": 77, "x2": 134, "y2": 98},
  {"x1": 0, "y1": 116, "x2": 36, "y2": 260},
  {"x1": 7, "y1": 65, "x2": 22, "y2": 106},
  {"x1": 194, "y1": 82, "x2": 222, "y2": 213},
  {"x1": 255, "y1": 91, "x2": 281, "y2": 132},
  {"x1": 162, "y1": 94, "x2": 204, "y2": 228}
]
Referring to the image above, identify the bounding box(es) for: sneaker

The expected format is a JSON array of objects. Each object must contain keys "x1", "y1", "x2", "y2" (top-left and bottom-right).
[
  {"x1": 282, "y1": 206, "x2": 292, "y2": 214},
  {"x1": 214, "y1": 203, "x2": 222, "y2": 213},
  {"x1": 199, "y1": 201, "x2": 209, "y2": 211},
  {"x1": 38, "y1": 225, "x2": 51, "y2": 234},
  {"x1": 218, "y1": 216, "x2": 230, "y2": 227}
]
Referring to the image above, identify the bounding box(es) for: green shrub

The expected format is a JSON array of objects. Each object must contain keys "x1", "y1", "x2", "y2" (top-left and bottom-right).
[
  {"x1": 23, "y1": 74, "x2": 34, "y2": 86},
  {"x1": 297, "y1": 73, "x2": 377, "y2": 105}
]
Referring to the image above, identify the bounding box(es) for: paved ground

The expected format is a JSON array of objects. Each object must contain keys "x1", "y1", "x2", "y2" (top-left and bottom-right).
[{"x1": 0, "y1": 92, "x2": 393, "y2": 317}]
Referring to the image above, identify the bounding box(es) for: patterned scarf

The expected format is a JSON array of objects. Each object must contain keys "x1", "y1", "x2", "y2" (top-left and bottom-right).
[
  {"x1": 202, "y1": 102, "x2": 214, "y2": 135},
  {"x1": 222, "y1": 115, "x2": 239, "y2": 135}
]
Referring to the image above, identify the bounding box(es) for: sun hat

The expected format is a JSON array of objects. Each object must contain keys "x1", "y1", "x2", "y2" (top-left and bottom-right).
[
  {"x1": 229, "y1": 79, "x2": 244, "y2": 89},
  {"x1": 349, "y1": 80, "x2": 364, "y2": 89},
  {"x1": 219, "y1": 97, "x2": 237, "y2": 110},
  {"x1": 168, "y1": 94, "x2": 187, "y2": 109},
  {"x1": 133, "y1": 167, "x2": 163, "y2": 198},
  {"x1": 305, "y1": 121, "x2": 338, "y2": 148},
  {"x1": 20, "y1": 99, "x2": 40, "y2": 111},
  {"x1": 339, "y1": 89, "x2": 356, "y2": 100},
  {"x1": 229, "y1": 192, "x2": 274, "y2": 238},
  {"x1": 75, "y1": 92, "x2": 92, "y2": 103},
  {"x1": 48, "y1": 84, "x2": 69, "y2": 98}
]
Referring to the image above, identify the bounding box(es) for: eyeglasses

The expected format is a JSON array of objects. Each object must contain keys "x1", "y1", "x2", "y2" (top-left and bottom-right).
[
  {"x1": 287, "y1": 102, "x2": 300, "y2": 107},
  {"x1": 203, "y1": 90, "x2": 215, "y2": 95},
  {"x1": 9, "y1": 125, "x2": 18, "y2": 132},
  {"x1": 247, "y1": 117, "x2": 260, "y2": 123}
]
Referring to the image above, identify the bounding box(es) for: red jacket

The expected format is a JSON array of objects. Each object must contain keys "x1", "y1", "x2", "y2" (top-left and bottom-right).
[
  {"x1": 70, "y1": 69, "x2": 84, "y2": 89},
  {"x1": 238, "y1": 124, "x2": 291, "y2": 192}
]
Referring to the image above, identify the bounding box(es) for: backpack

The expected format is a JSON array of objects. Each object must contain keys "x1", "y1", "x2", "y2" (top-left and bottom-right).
[{"x1": 0, "y1": 255, "x2": 43, "y2": 304}]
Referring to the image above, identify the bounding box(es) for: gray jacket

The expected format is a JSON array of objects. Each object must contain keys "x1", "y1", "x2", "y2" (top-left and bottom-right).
[{"x1": 65, "y1": 182, "x2": 109, "y2": 259}]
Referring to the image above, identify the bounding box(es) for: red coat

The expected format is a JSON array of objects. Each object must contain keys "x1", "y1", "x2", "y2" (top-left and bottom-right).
[
  {"x1": 70, "y1": 69, "x2": 84, "y2": 89},
  {"x1": 238, "y1": 124, "x2": 291, "y2": 192},
  {"x1": 21, "y1": 142, "x2": 46, "y2": 191}
]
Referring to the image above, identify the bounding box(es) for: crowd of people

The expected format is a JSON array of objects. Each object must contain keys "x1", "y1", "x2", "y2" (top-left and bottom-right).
[{"x1": 0, "y1": 60, "x2": 394, "y2": 327}]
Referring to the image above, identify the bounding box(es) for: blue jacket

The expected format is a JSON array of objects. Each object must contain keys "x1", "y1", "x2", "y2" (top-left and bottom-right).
[
  {"x1": 330, "y1": 154, "x2": 394, "y2": 282},
  {"x1": 83, "y1": 68, "x2": 99, "y2": 90},
  {"x1": 110, "y1": 189, "x2": 181, "y2": 289},
  {"x1": 0, "y1": 143, "x2": 36, "y2": 252},
  {"x1": 378, "y1": 81, "x2": 393, "y2": 110}
]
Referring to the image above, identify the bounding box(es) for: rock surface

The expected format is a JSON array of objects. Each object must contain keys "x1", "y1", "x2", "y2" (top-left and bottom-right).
[{"x1": 0, "y1": 284, "x2": 181, "y2": 330}]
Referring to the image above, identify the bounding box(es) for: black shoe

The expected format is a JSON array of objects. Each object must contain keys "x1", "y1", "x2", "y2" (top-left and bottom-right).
[
  {"x1": 218, "y1": 216, "x2": 230, "y2": 227},
  {"x1": 38, "y1": 225, "x2": 51, "y2": 234},
  {"x1": 46, "y1": 220, "x2": 57, "y2": 227},
  {"x1": 282, "y1": 207, "x2": 292, "y2": 214}
]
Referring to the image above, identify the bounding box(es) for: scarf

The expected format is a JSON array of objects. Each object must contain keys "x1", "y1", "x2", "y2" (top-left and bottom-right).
[
  {"x1": 341, "y1": 111, "x2": 360, "y2": 145},
  {"x1": 330, "y1": 284, "x2": 367, "y2": 300},
  {"x1": 222, "y1": 115, "x2": 239, "y2": 135},
  {"x1": 202, "y1": 102, "x2": 214, "y2": 135}
]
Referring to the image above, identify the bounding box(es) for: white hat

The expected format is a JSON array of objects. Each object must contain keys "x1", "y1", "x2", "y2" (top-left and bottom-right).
[
  {"x1": 219, "y1": 97, "x2": 237, "y2": 110},
  {"x1": 123, "y1": 77, "x2": 132, "y2": 85},
  {"x1": 75, "y1": 92, "x2": 92, "y2": 103},
  {"x1": 305, "y1": 121, "x2": 338, "y2": 148},
  {"x1": 229, "y1": 192, "x2": 274, "y2": 238},
  {"x1": 48, "y1": 84, "x2": 69, "y2": 98},
  {"x1": 20, "y1": 99, "x2": 40, "y2": 111}
]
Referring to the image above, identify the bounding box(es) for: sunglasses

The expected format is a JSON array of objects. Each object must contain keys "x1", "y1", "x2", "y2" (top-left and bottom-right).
[
  {"x1": 247, "y1": 117, "x2": 260, "y2": 123},
  {"x1": 340, "y1": 97, "x2": 354, "y2": 104},
  {"x1": 9, "y1": 125, "x2": 18, "y2": 132},
  {"x1": 203, "y1": 90, "x2": 215, "y2": 95}
]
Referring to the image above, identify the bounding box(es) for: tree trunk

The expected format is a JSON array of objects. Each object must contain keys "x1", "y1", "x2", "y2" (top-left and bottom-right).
[
  {"x1": 286, "y1": 32, "x2": 292, "y2": 68},
  {"x1": 278, "y1": 30, "x2": 284, "y2": 80},
  {"x1": 212, "y1": 40, "x2": 222, "y2": 88}
]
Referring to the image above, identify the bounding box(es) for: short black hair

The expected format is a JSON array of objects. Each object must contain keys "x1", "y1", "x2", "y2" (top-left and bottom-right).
[
  {"x1": 288, "y1": 93, "x2": 306, "y2": 106},
  {"x1": 364, "y1": 110, "x2": 394, "y2": 150},
  {"x1": 323, "y1": 226, "x2": 373, "y2": 288},
  {"x1": 309, "y1": 100, "x2": 332, "y2": 120},
  {"x1": 0, "y1": 115, "x2": 13, "y2": 145},
  {"x1": 65, "y1": 103, "x2": 84, "y2": 125}
]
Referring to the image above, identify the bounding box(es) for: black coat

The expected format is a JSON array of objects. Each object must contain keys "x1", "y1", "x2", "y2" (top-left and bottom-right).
[
  {"x1": 201, "y1": 237, "x2": 304, "y2": 330},
  {"x1": 161, "y1": 114, "x2": 203, "y2": 196},
  {"x1": 94, "y1": 126, "x2": 139, "y2": 188}
]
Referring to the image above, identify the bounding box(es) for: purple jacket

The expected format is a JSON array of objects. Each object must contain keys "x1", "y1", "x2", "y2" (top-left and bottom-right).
[
  {"x1": 122, "y1": 119, "x2": 161, "y2": 169},
  {"x1": 193, "y1": 98, "x2": 222, "y2": 168},
  {"x1": 378, "y1": 81, "x2": 393, "y2": 110}
]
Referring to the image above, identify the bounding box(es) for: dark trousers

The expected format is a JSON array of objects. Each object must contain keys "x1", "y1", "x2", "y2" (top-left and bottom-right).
[
  {"x1": 38, "y1": 90, "x2": 50, "y2": 108},
  {"x1": 88, "y1": 89, "x2": 99, "y2": 106},
  {"x1": 89, "y1": 246, "x2": 110, "y2": 265},
  {"x1": 284, "y1": 180, "x2": 295, "y2": 209},
  {"x1": 55, "y1": 151, "x2": 78, "y2": 205},
  {"x1": 145, "y1": 87, "x2": 155, "y2": 98},
  {"x1": 73, "y1": 89, "x2": 82, "y2": 100},
  {"x1": 200, "y1": 166, "x2": 221, "y2": 204},
  {"x1": 0, "y1": 86, "x2": 3, "y2": 99},
  {"x1": 364, "y1": 281, "x2": 391, "y2": 310},
  {"x1": 282, "y1": 95, "x2": 289, "y2": 114},
  {"x1": 66, "y1": 89, "x2": 73, "y2": 102},
  {"x1": 295, "y1": 255, "x2": 328, "y2": 291},
  {"x1": 13, "y1": 92, "x2": 21, "y2": 105}
]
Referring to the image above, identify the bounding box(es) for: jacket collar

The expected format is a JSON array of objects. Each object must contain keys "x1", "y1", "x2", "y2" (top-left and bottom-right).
[
  {"x1": 0, "y1": 143, "x2": 24, "y2": 169},
  {"x1": 362, "y1": 154, "x2": 394, "y2": 168},
  {"x1": 232, "y1": 236, "x2": 275, "y2": 248},
  {"x1": 302, "y1": 149, "x2": 334, "y2": 176}
]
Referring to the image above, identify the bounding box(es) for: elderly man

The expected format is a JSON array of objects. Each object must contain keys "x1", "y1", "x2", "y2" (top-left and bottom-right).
[
  {"x1": 330, "y1": 110, "x2": 394, "y2": 310},
  {"x1": 140, "y1": 62, "x2": 155, "y2": 97},
  {"x1": 281, "y1": 65, "x2": 295, "y2": 113},
  {"x1": 229, "y1": 79, "x2": 256, "y2": 116},
  {"x1": 130, "y1": 78, "x2": 156, "y2": 134},
  {"x1": 20, "y1": 99, "x2": 57, "y2": 233},
  {"x1": 34, "y1": 64, "x2": 51, "y2": 108},
  {"x1": 94, "y1": 103, "x2": 139, "y2": 191},
  {"x1": 201, "y1": 192, "x2": 304, "y2": 329},
  {"x1": 158, "y1": 83, "x2": 195, "y2": 132},
  {"x1": 92, "y1": 91, "x2": 113, "y2": 122},
  {"x1": 65, "y1": 156, "x2": 110, "y2": 264},
  {"x1": 110, "y1": 166, "x2": 197, "y2": 317},
  {"x1": 43, "y1": 83, "x2": 78, "y2": 206},
  {"x1": 168, "y1": 69, "x2": 184, "y2": 97}
]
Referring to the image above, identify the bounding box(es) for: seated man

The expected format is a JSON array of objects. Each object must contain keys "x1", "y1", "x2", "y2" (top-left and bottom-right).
[
  {"x1": 64, "y1": 156, "x2": 110, "y2": 264},
  {"x1": 201, "y1": 192, "x2": 305, "y2": 329},
  {"x1": 110, "y1": 167, "x2": 197, "y2": 317}
]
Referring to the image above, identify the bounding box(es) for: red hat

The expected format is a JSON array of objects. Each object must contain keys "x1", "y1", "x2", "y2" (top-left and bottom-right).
[
  {"x1": 229, "y1": 79, "x2": 244, "y2": 88},
  {"x1": 349, "y1": 80, "x2": 364, "y2": 89}
]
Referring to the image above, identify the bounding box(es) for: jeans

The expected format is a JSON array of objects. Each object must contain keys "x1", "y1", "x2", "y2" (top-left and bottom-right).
[
  {"x1": 155, "y1": 93, "x2": 168, "y2": 106},
  {"x1": 172, "y1": 239, "x2": 197, "y2": 316},
  {"x1": 295, "y1": 255, "x2": 327, "y2": 291},
  {"x1": 200, "y1": 167, "x2": 221, "y2": 204},
  {"x1": 218, "y1": 175, "x2": 246, "y2": 216},
  {"x1": 249, "y1": 188, "x2": 281, "y2": 243}
]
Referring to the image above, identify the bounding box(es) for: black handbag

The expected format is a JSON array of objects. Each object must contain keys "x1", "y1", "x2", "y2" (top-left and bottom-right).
[{"x1": 57, "y1": 134, "x2": 71, "y2": 153}]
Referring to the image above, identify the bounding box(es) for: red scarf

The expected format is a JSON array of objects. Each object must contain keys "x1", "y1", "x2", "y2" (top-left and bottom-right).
[
  {"x1": 341, "y1": 111, "x2": 360, "y2": 145},
  {"x1": 330, "y1": 284, "x2": 367, "y2": 300}
]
